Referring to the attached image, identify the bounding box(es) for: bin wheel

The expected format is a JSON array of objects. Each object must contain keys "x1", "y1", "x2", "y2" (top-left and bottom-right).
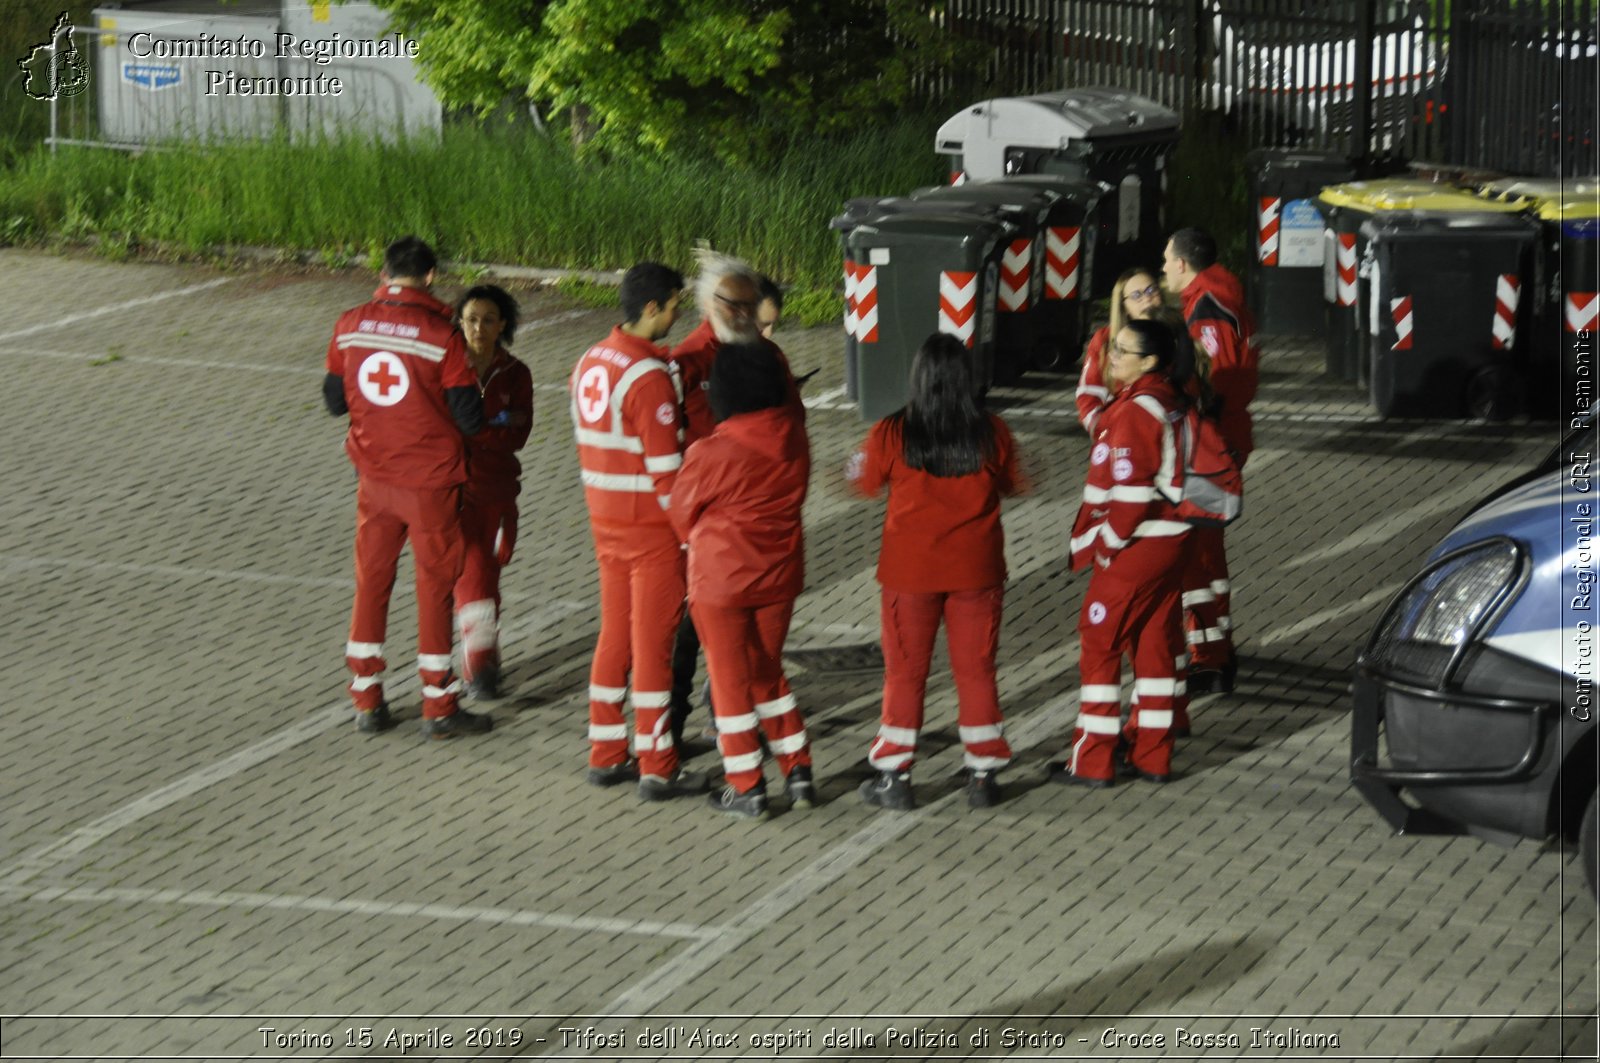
[
  {"x1": 1464, "y1": 366, "x2": 1521, "y2": 422},
  {"x1": 1582, "y1": 789, "x2": 1598, "y2": 899}
]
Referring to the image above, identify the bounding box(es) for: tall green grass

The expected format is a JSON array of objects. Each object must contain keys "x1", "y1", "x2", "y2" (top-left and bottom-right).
[{"x1": 0, "y1": 120, "x2": 947, "y2": 291}]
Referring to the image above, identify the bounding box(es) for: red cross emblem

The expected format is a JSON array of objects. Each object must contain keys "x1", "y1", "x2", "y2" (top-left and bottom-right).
[
  {"x1": 356, "y1": 351, "x2": 409, "y2": 407},
  {"x1": 577, "y1": 365, "x2": 610, "y2": 423}
]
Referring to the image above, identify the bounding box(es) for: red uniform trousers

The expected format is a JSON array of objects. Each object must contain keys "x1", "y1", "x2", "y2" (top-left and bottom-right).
[
  {"x1": 691, "y1": 598, "x2": 811, "y2": 794},
  {"x1": 1180, "y1": 524, "x2": 1233, "y2": 671},
  {"x1": 587, "y1": 521, "x2": 685, "y2": 779},
  {"x1": 455, "y1": 482, "x2": 517, "y2": 682},
  {"x1": 869, "y1": 586, "x2": 1013, "y2": 774},
  {"x1": 1072, "y1": 536, "x2": 1186, "y2": 780},
  {"x1": 345, "y1": 478, "x2": 465, "y2": 720}
]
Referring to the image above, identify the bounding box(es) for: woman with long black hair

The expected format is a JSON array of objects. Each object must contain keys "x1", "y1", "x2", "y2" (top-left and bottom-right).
[{"x1": 847, "y1": 333, "x2": 1024, "y2": 810}]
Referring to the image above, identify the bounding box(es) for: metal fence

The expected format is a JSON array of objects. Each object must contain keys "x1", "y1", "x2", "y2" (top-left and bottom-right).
[{"x1": 940, "y1": 0, "x2": 1599, "y2": 178}]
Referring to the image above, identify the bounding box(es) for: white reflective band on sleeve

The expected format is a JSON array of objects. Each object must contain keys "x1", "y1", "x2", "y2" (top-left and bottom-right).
[
  {"x1": 754, "y1": 693, "x2": 798, "y2": 719},
  {"x1": 1074, "y1": 713, "x2": 1123, "y2": 735},
  {"x1": 876, "y1": 724, "x2": 920, "y2": 746},
  {"x1": 1212, "y1": 579, "x2": 1231, "y2": 595},
  {"x1": 1131, "y1": 394, "x2": 1169, "y2": 424},
  {"x1": 1134, "y1": 519, "x2": 1190, "y2": 537},
  {"x1": 644, "y1": 453, "x2": 683, "y2": 473},
  {"x1": 1134, "y1": 678, "x2": 1177, "y2": 697},
  {"x1": 1182, "y1": 589, "x2": 1217, "y2": 606},
  {"x1": 346, "y1": 641, "x2": 384, "y2": 659},
  {"x1": 1109, "y1": 485, "x2": 1157, "y2": 502},
  {"x1": 574, "y1": 427, "x2": 644, "y2": 453},
  {"x1": 1079, "y1": 684, "x2": 1121, "y2": 703},
  {"x1": 959, "y1": 724, "x2": 1006, "y2": 744},
  {"x1": 589, "y1": 724, "x2": 629, "y2": 741},
  {"x1": 1076, "y1": 383, "x2": 1110, "y2": 401},
  {"x1": 1138, "y1": 709, "x2": 1175, "y2": 729},
  {"x1": 422, "y1": 681, "x2": 461, "y2": 699},
  {"x1": 590, "y1": 684, "x2": 628, "y2": 703},
  {"x1": 417, "y1": 653, "x2": 453, "y2": 672},
  {"x1": 350, "y1": 674, "x2": 384, "y2": 691},
  {"x1": 581, "y1": 470, "x2": 655, "y2": 492},
  {"x1": 964, "y1": 753, "x2": 1012, "y2": 771},
  {"x1": 722, "y1": 750, "x2": 764, "y2": 773},
  {"x1": 631, "y1": 690, "x2": 672, "y2": 709},
  {"x1": 766, "y1": 731, "x2": 808, "y2": 755},
  {"x1": 714, "y1": 712, "x2": 760, "y2": 734}
]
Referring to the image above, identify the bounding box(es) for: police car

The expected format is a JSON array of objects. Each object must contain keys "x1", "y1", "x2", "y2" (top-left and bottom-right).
[{"x1": 1351, "y1": 411, "x2": 1599, "y2": 896}]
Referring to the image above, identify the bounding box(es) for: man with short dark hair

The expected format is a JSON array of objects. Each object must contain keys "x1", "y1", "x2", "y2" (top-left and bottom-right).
[
  {"x1": 1163, "y1": 227, "x2": 1257, "y2": 695},
  {"x1": 323, "y1": 235, "x2": 491, "y2": 738},
  {"x1": 570, "y1": 261, "x2": 708, "y2": 800}
]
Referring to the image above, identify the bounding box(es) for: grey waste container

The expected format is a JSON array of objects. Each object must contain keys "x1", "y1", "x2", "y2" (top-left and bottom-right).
[
  {"x1": 935, "y1": 88, "x2": 1178, "y2": 286},
  {"x1": 1245, "y1": 149, "x2": 1356, "y2": 335},
  {"x1": 841, "y1": 212, "x2": 1011, "y2": 421}
]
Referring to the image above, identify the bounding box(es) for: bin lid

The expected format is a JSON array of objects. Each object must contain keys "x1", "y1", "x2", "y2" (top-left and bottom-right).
[
  {"x1": 845, "y1": 210, "x2": 1013, "y2": 251},
  {"x1": 935, "y1": 88, "x2": 1179, "y2": 159},
  {"x1": 1317, "y1": 179, "x2": 1526, "y2": 214},
  {"x1": 1244, "y1": 148, "x2": 1358, "y2": 182},
  {"x1": 1356, "y1": 209, "x2": 1540, "y2": 240},
  {"x1": 909, "y1": 181, "x2": 1059, "y2": 224},
  {"x1": 1478, "y1": 178, "x2": 1600, "y2": 221},
  {"x1": 990, "y1": 174, "x2": 1109, "y2": 207}
]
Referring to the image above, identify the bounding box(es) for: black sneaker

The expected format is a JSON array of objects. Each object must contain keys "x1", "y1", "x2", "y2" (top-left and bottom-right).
[
  {"x1": 354, "y1": 702, "x2": 395, "y2": 734},
  {"x1": 419, "y1": 708, "x2": 493, "y2": 739},
  {"x1": 708, "y1": 782, "x2": 768, "y2": 820},
  {"x1": 586, "y1": 760, "x2": 639, "y2": 787},
  {"x1": 784, "y1": 765, "x2": 816, "y2": 810},
  {"x1": 966, "y1": 770, "x2": 1001, "y2": 808},
  {"x1": 858, "y1": 770, "x2": 914, "y2": 811},
  {"x1": 467, "y1": 664, "x2": 502, "y2": 701},
  {"x1": 638, "y1": 768, "x2": 710, "y2": 802}
]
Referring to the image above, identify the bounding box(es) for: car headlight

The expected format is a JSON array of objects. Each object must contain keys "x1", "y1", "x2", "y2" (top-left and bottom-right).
[{"x1": 1365, "y1": 539, "x2": 1523, "y2": 687}]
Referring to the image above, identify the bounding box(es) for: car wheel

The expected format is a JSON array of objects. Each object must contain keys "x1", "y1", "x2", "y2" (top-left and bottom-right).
[{"x1": 1583, "y1": 789, "x2": 1598, "y2": 899}]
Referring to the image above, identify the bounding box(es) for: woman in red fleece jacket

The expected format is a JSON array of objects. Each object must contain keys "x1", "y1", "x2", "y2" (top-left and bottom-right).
[
  {"x1": 669, "y1": 343, "x2": 813, "y2": 820},
  {"x1": 848, "y1": 333, "x2": 1024, "y2": 812}
]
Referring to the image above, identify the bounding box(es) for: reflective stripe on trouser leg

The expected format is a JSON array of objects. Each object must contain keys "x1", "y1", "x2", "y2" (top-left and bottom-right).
[
  {"x1": 407, "y1": 485, "x2": 466, "y2": 719},
  {"x1": 693, "y1": 600, "x2": 767, "y2": 794},
  {"x1": 1181, "y1": 524, "x2": 1232, "y2": 669},
  {"x1": 457, "y1": 598, "x2": 499, "y2": 681},
  {"x1": 345, "y1": 640, "x2": 386, "y2": 711},
  {"x1": 1171, "y1": 651, "x2": 1191, "y2": 732},
  {"x1": 631, "y1": 689, "x2": 675, "y2": 772},
  {"x1": 875, "y1": 588, "x2": 943, "y2": 773},
  {"x1": 945, "y1": 585, "x2": 1011, "y2": 771},
  {"x1": 626, "y1": 537, "x2": 686, "y2": 781},
  {"x1": 748, "y1": 599, "x2": 808, "y2": 778},
  {"x1": 1126, "y1": 561, "x2": 1183, "y2": 777}
]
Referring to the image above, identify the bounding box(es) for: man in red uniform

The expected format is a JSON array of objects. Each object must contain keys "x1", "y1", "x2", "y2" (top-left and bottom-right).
[
  {"x1": 1163, "y1": 227, "x2": 1257, "y2": 696},
  {"x1": 323, "y1": 235, "x2": 492, "y2": 738},
  {"x1": 666, "y1": 257, "x2": 804, "y2": 748},
  {"x1": 570, "y1": 262, "x2": 707, "y2": 800}
]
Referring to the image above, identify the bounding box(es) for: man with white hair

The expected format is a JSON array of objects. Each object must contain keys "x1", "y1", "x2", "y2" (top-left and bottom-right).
[{"x1": 667, "y1": 252, "x2": 806, "y2": 750}]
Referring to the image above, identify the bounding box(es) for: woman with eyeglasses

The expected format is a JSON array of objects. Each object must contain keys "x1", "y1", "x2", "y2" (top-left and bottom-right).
[
  {"x1": 1053, "y1": 318, "x2": 1191, "y2": 788},
  {"x1": 847, "y1": 332, "x2": 1024, "y2": 812},
  {"x1": 1075, "y1": 267, "x2": 1165, "y2": 436}
]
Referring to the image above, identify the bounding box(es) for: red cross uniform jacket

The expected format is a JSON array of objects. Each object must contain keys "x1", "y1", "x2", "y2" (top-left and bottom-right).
[
  {"x1": 1069, "y1": 373, "x2": 1190, "y2": 572},
  {"x1": 1179, "y1": 263, "x2": 1258, "y2": 461},
  {"x1": 466, "y1": 346, "x2": 534, "y2": 502},
  {"x1": 1075, "y1": 326, "x2": 1113, "y2": 435},
  {"x1": 669, "y1": 320, "x2": 805, "y2": 446},
  {"x1": 848, "y1": 413, "x2": 1022, "y2": 593},
  {"x1": 668, "y1": 406, "x2": 810, "y2": 607},
  {"x1": 569, "y1": 326, "x2": 682, "y2": 530},
  {"x1": 323, "y1": 285, "x2": 482, "y2": 489}
]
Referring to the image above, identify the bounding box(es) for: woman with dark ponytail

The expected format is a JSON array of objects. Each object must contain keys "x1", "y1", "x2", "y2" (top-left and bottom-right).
[{"x1": 847, "y1": 333, "x2": 1025, "y2": 811}]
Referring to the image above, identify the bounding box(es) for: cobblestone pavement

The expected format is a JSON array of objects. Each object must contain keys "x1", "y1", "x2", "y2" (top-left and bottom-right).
[{"x1": 0, "y1": 248, "x2": 1594, "y2": 1062}]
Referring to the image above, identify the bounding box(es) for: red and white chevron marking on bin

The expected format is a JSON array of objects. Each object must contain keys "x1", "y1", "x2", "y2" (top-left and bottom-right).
[
  {"x1": 1491, "y1": 274, "x2": 1520, "y2": 349},
  {"x1": 939, "y1": 270, "x2": 978, "y2": 347},
  {"x1": 1336, "y1": 233, "x2": 1358, "y2": 306},
  {"x1": 1390, "y1": 295, "x2": 1413, "y2": 350},
  {"x1": 1045, "y1": 226, "x2": 1081, "y2": 300},
  {"x1": 1258, "y1": 197, "x2": 1281, "y2": 265},
  {"x1": 950, "y1": 171, "x2": 967, "y2": 186},
  {"x1": 843, "y1": 261, "x2": 879, "y2": 342},
  {"x1": 999, "y1": 239, "x2": 1033, "y2": 312},
  {"x1": 1567, "y1": 292, "x2": 1599, "y2": 333}
]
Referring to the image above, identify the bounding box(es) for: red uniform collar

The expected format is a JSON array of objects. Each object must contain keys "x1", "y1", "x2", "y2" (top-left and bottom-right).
[
  {"x1": 605, "y1": 325, "x2": 669, "y2": 360},
  {"x1": 371, "y1": 284, "x2": 452, "y2": 317}
]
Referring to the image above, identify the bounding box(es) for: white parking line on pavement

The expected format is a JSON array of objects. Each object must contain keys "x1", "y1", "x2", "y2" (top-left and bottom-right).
[
  {"x1": 0, "y1": 883, "x2": 716, "y2": 942},
  {"x1": 1285, "y1": 478, "x2": 1487, "y2": 569},
  {"x1": 0, "y1": 278, "x2": 235, "y2": 343}
]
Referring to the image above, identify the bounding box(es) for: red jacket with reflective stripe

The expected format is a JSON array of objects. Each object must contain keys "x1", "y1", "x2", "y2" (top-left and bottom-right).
[
  {"x1": 466, "y1": 346, "x2": 534, "y2": 500},
  {"x1": 1075, "y1": 326, "x2": 1112, "y2": 435},
  {"x1": 1179, "y1": 263, "x2": 1258, "y2": 461},
  {"x1": 669, "y1": 406, "x2": 810, "y2": 607},
  {"x1": 326, "y1": 285, "x2": 477, "y2": 489},
  {"x1": 849, "y1": 413, "x2": 1021, "y2": 593},
  {"x1": 569, "y1": 326, "x2": 682, "y2": 529},
  {"x1": 669, "y1": 320, "x2": 804, "y2": 446},
  {"x1": 1069, "y1": 373, "x2": 1190, "y2": 571}
]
